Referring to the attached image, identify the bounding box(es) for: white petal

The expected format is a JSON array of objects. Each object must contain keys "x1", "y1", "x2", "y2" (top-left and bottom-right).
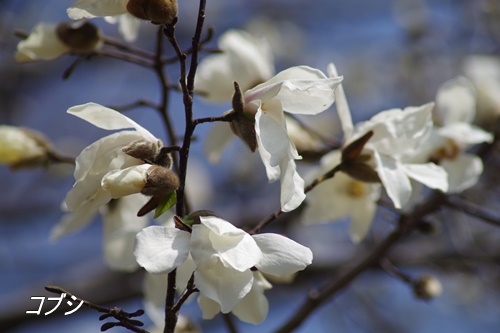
[
  {"x1": 15, "y1": 23, "x2": 69, "y2": 63},
  {"x1": 103, "y1": 195, "x2": 148, "y2": 271},
  {"x1": 374, "y1": 152, "x2": 412, "y2": 209},
  {"x1": 117, "y1": 14, "x2": 140, "y2": 42},
  {"x1": 198, "y1": 294, "x2": 221, "y2": 320},
  {"x1": 352, "y1": 103, "x2": 433, "y2": 155},
  {"x1": 232, "y1": 272, "x2": 271, "y2": 324},
  {"x1": 435, "y1": 76, "x2": 476, "y2": 125},
  {"x1": 101, "y1": 164, "x2": 150, "y2": 198},
  {"x1": 401, "y1": 162, "x2": 448, "y2": 192},
  {"x1": 327, "y1": 62, "x2": 353, "y2": 138},
  {"x1": 349, "y1": 199, "x2": 378, "y2": 243},
  {"x1": 67, "y1": 0, "x2": 128, "y2": 19},
  {"x1": 51, "y1": 189, "x2": 111, "y2": 240},
  {"x1": 134, "y1": 226, "x2": 191, "y2": 274},
  {"x1": 279, "y1": 159, "x2": 306, "y2": 212},
  {"x1": 195, "y1": 260, "x2": 253, "y2": 313},
  {"x1": 191, "y1": 217, "x2": 262, "y2": 271},
  {"x1": 245, "y1": 66, "x2": 342, "y2": 115},
  {"x1": 195, "y1": 29, "x2": 274, "y2": 102},
  {"x1": 253, "y1": 233, "x2": 312, "y2": 276},
  {"x1": 438, "y1": 123, "x2": 493, "y2": 145},
  {"x1": 441, "y1": 154, "x2": 483, "y2": 193},
  {"x1": 68, "y1": 102, "x2": 156, "y2": 141},
  {"x1": 255, "y1": 104, "x2": 300, "y2": 180},
  {"x1": 143, "y1": 273, "x2": 167, "y2": 323},
  {"x1": 204, "y1": 121, "x2": 234, "y2": 164}
]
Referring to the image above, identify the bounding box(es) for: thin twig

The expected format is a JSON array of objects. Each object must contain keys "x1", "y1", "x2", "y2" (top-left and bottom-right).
[{"x1": 445, "y1": 196, "x2": 500, "y2": 227}]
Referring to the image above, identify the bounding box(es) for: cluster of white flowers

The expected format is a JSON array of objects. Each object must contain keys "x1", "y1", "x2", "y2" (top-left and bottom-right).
[{"x1": 9, "y1": 1, "x2": 498, "y2": 329}]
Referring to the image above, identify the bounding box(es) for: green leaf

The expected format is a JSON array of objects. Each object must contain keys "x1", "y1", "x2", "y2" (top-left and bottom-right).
[{"x1": 154, "y1": 192, "x2": 177, "y2": 219}]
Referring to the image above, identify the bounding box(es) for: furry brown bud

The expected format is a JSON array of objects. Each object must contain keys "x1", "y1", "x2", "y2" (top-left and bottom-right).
[
  {"x1": 229, "y1": 81, "x2": 258, "y2": 151},
  {"x1": 127, "y1": 0, "x2": 178, "y2": 25},
  {"x1": 122, "y1": 140, "x2": 162, "y2": 162},
  {"x1": 141, "y1": 165, "x2": 180, "y2": 197},
  {"x1": 55, "y1": 21, "x2": 101, "y2": 51}
]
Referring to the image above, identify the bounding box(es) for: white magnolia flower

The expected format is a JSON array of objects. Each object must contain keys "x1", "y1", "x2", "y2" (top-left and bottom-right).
[
  {"x1": 16, "y1": 21, "x2": 102, "y2": 63},
  {"x1": 135, "y1": 216, "x2": 312, "y2": 322},
  {"x1": 51, "y1": 102, "x2": 159, "y2": 240},
  {"x1": 429, "y1": 77, "x2": 493, "y2": 193},
  {"x1": 328, "y1": 62, "x2": 448, "y2": 209},
  {"x1": 205, "y1": 66, "x2": 342, "y2": 212},
  {"x1": 104, "y1": 14, "x2": 140, "y2": 42},
  {"x1": 301, "y1": 150, "x2": 381, "y2": 243},
  {"x1": 0, "y1": 125, "x2": 49, "y2": 168},
  {"x1": 195, "y1": 29, "x2": 275, "y2": 102}
]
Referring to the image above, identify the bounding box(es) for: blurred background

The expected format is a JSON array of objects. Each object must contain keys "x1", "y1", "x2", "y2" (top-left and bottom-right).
[{"x1": 1, "y1": 0, "x2": 500, "y2": 332}]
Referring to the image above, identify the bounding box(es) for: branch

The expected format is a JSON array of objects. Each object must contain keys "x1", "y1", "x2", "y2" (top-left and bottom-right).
[{"x1": 274, "y1": 192, "x2": 447, "y2": 333}]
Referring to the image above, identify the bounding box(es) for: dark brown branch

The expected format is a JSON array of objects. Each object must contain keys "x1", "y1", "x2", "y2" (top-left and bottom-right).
[{"x1": 445, "y1": 195, "x2": 500, "y2": 227}]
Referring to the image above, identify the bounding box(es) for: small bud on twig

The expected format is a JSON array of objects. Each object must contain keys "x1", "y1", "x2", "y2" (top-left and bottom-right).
[
  {"x1": 55, "y1": 21, "x2": 101, "y2": 52},
  {"x1": 127, "y1": 0, "x2": 178, "y2": 25},
  {"x1": 413, "y1": 275, "x2": 442, "y2": 300}
]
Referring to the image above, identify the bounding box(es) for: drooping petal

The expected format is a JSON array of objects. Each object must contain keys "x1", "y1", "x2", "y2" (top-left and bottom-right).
[
  {"x1": 51, "y1": 189, "x2": 111, "y2": 240},
  {"x1": 204, "y1": 121, "x2": 234, "y2": 164},
  {"x1": 195, "y1": 260, "x2": 254, "y2": 313},
  {"x1": 198, "y1": 294, "x2": 221, "y2": 320},
  {"x1": 134, "y1": 226, "x2": 191, "y2": 274},
  {"x1": 117, "y1": 14, "x2": 140, "y2": 42},
  {"x1": 103, "y1": 195, "x2": 148, "y2": 271},
  {"x1": 253, "y1": 233, "x2": 312, "y2": 276},
  {"x1": 279, "y1": 159, "x2": 306, "y2": 212},
  {"x1": 15, "y1": 23, "x2": 69, "y2": 63},
  {"x1": 191, "y1": 217, "x2": 262, "y2": 271},
  {"x1": 255, "y1": 103, "x2": 300, "y2": 180},
  {"x1": 327, "y1": 62, "x2": 353, "y2": 138},
  {"x1": 401, "y1": 162, "x2": 448, "y2": 193},
  {"x1": 231, "y1": 272, "x2": 271, "y2": 324},
  {"x1": 349, "y1": 198, "x2": 378, "y2": 243},
  {"x1": 67, "y1": 0, "x2": 128, "y2": 19},
  {"x1": 245, "y1": 66, "x2": 342, "y2": 115},
  {"x1": 435, "y1": 76, "x2": 476, "y2": 125},
  {"x1": 441, "y1": 154, "x2": 483, "y2": 193},
  {"x1": 438, "y1": 122, "x2": 493, "y2": 145},
  {"x1": 68, "y1": 103, "x2": 156, "y2": 141},
  {"x1": 374, "y1": 152, "x2": 412, "y2": 209}
]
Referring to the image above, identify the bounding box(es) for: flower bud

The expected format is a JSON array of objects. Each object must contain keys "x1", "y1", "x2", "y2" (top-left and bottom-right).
[
  {"x1": 0, "y1": 125, "x2": 50, "y2": 169},
  {"x1": 229, "y1": 81, "x2": 258, "y2": 151},
  {"x1": 122, "y1": 140, "x2": 162, "y2": 162},
  {"x1": 55, "y1": 21, "x2": 101, "y2": 52},
  {"x1": 413, "y1": 275, "x2": 442, "y2": 300},
  {"x1": 127, "y1": 0, "x2": 178, "y2": 25},
  {"x1": 101, "y1": 164, "x2": 151, "y2": 198},
  {"x1": 141, "y1": 165, "x2": 180, "y2": 197}
]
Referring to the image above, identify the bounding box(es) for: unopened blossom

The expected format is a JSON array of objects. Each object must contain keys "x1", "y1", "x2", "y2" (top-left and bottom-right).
[
  {"x1": 0, "y1": 125, "x2": 50, "y2": 169},
  {"x1": 51, "y1": 102, "x2": 161, "y2": 240},
  {"x1": 195, "y1": 29, "x2": 275, "y2": 102},
  {"x1": 135, "y1": 216, "x2": 312, "y2": 321},
  {"x1": 301, "y1": 150, "x2": 381, "y2": 243},
  {"x1": 428, "y1": 77, "x2": 493, "y2": 193},
  {"x1": 206, "y1": 66, "x2": 342, "y2": 212},
  {"x1": 68, "y1": 0, "x2": 178, "y2": 25},
  {"x1": 328, "y1": 62, "x2": 447, "y2": 209},
  {"x1": 16, "y1": 21, "x2": 102, "y2": 63}
]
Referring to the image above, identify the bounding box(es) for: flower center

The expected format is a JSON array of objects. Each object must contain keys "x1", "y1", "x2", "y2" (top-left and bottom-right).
[
  {"x1": 432, "y1": 139, "x2": 460, "y2": 161},
  {"x1": 347, "y1": 180, "x2": 365, "y2": 198}
]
